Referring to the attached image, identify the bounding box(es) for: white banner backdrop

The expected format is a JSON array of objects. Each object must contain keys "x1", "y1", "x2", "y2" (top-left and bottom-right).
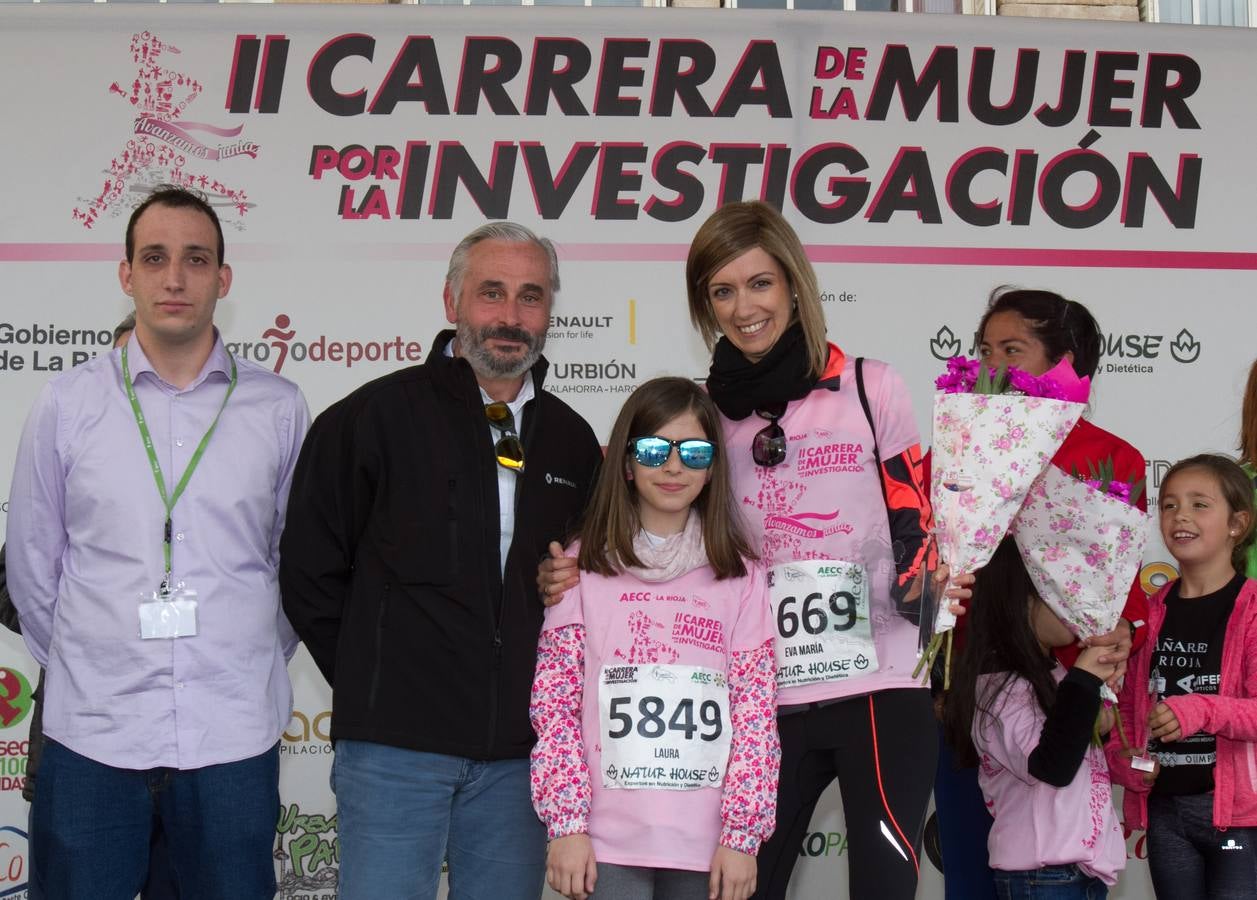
[{"x1": 2, "y1": 5, "x2": 1254, "y2": 898}]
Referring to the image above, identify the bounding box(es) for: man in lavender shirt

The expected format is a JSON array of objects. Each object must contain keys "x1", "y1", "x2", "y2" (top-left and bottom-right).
[{"x1": 6, "y1": 186, "x2": 310, "y2": 900}]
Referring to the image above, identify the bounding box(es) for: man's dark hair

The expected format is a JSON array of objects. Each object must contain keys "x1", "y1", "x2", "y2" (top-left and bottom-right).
[{"x1": 124, "y1": 185, "x2": 225, "y2": 265}]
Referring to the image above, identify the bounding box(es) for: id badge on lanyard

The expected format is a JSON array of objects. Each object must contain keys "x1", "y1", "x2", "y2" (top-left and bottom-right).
[
  {"x1": 139, "y1": 586, "x2": 199, "y2": 640},
  {"x1": 598, "y1": 663, "x2": 732, "y2": 791},
  {"x1": 122, "y1": 345, "x2": 235, "y2": 642},
  {"x1": 769, "y1": 559, "x2": 879, "y2": 689}
]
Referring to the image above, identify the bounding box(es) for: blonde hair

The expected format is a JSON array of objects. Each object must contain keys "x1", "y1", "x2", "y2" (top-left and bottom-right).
[{"x1": 685, "y1": 201, "x2": 827, "y2": 379}]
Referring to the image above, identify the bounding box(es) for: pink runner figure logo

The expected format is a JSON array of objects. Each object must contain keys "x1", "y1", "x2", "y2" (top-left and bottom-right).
[
  {"x1": 613, "y1": 611, "x2": 679, "y2": 665},
  {"x1": 263, "y1": 314, "x2": 297, "y2": 374},
  {"x1": 743, "y1": 467, "x2": 810, "y2": 560},
  {"x1": 72, "y1": 32, "x2": 259, "y2": 230}
]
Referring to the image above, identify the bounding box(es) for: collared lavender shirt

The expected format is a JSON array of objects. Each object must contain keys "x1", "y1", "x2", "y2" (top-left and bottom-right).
[{"x1": 6, "y1": 333, "x2": 310, "y2": 770}]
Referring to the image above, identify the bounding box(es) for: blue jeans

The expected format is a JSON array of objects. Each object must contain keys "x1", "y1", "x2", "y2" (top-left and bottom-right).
[
  {"x1": 1147, "y1": 791, "x2": 1257, "y2": 900},
  {"x1": 30, "y1": 739, "x2": 278, "y2": 900},
  {"x1": 332, "y1": 739, "x2": 546, "y2": 900},
  {"x1": 143, "y1": 823, "x2": 181, "y2": 900},
  {"x1": 993, "y1": 864, "x2": 1108, "y2": 899},
  {"x1": 26, "y1": 794, "x2": 180, "y2": 900}
]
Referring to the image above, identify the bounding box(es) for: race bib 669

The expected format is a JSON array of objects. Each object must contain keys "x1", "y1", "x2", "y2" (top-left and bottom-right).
[{"x1": 770, "y1": 560, "x2": 879, "y2": 689}]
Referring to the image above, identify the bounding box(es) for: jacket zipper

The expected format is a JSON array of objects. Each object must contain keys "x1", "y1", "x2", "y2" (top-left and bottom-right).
[
  {"x1": 481, "y1": 393, "x2": 505, "y2": 757},
  {"x1": 484, "y1": 392, "x2": 536, "y2": 758}
]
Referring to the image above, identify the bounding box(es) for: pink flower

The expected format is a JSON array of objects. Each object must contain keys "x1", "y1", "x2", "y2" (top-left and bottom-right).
[
  {"x1": 1108, "y1": 481, "x2": 1132, "y2": 503},
  {"x1": 1007, "y1": 367, "x2": 1069, "y2": 400},
  {"x1": 1084, "y1": 543, "x2": 1110, "y2": 567},
  {"x1": 935, "y1": 356, "x2": 982, "y2": 393}
]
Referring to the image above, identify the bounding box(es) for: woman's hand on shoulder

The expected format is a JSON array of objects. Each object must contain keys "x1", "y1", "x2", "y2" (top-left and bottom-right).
[
  {"x1": 539, "y1": 541, "x2": 581, "y2": 607},
  {"x1": 546, "y1": 833, "x2": 597, "y2": 900},
  {"x1": 709, "y1": 846, "x2": 756, "y2": 900}
]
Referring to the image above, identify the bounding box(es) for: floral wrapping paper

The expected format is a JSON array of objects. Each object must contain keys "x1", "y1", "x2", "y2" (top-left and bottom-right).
[
  {"x1": 931, "y1": 392, "x2": 1085, "y2": 634},
  {"x1": 1012, "y1": 464, "x2": 1150, "y2": 640}
]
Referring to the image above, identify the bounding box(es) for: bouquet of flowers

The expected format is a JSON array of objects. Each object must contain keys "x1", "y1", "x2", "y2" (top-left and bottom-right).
[
  {"x1": 916, "y1": 357, "x2": 1089, "y2": 686},
  {"x1": 1012, "y1": 460, "x2": 1150, "y2": 742}
]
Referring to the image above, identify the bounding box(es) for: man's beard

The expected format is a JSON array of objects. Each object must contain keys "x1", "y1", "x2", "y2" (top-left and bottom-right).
[{"x1": 455, "y1": 320, "x2": 546, "y2": 380}]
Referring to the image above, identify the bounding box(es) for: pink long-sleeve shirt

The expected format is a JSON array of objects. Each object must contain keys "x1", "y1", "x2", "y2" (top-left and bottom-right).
[{"x1": 975, "y1": 669, "x2": 1127, "y2": 886}]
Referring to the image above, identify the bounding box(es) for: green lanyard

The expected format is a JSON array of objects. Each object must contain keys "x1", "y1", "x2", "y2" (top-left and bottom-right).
[{"x1": 121, "y1": 344, "x2": 237, "y2": 590}]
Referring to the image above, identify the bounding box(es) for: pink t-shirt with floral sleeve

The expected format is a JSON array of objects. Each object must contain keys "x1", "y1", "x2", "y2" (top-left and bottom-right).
[{"x1": 529, "y1": 555, "x2": 779, "y2": 872}]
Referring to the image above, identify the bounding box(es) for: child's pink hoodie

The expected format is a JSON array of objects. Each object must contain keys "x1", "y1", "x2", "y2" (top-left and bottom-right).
[{"x1": 1108, "y1": 577, "x2": 1257, "y2": 829}]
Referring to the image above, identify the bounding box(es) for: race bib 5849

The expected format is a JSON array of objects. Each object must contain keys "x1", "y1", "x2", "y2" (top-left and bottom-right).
[{"x1": 597, "y1": 663, "x2": 732, "y2": 791}]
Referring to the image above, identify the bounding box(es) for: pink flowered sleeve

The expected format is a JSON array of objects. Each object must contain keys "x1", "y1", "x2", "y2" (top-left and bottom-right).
[
  {"x1": 720, "y1": 638, "x2": 780, "y2": 854},
  {"x1": 529, "y1": 623, "x2": 592, "y2": 839}
]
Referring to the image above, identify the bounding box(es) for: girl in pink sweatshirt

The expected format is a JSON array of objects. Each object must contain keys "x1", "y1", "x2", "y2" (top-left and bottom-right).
[
  {"x1": 530, "y1": 377, "x2": 779, "y2": 900},
  {"x1": 1108, "y1": 453, "x2": 1257, "y2": 899},
  {"x1": 943, "y1": 538, "x2": 1127, "y2": 898}
]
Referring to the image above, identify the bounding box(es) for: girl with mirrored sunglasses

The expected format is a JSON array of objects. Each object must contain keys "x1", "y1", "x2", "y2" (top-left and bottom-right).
[{"x1": 529, "y1": 377, "x2": 780, "y2": 900}]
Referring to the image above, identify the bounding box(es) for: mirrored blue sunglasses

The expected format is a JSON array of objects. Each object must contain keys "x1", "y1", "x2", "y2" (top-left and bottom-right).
[{"x1": 628, "y1": 436, "x2": 716, "y2": 470}]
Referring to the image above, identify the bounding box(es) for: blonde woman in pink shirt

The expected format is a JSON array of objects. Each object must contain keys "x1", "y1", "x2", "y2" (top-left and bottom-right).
[
  {"x1": 943, "y1": 537, "x2": 1127, "y2": 899},
  {"x1": 530, "y1": 377, "x2": 780, "y2": 900}
]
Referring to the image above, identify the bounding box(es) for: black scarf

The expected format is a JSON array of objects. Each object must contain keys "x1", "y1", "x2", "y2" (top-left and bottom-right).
[{"x1": 705, "y1": 322, "x2": 817, "y2": 421}]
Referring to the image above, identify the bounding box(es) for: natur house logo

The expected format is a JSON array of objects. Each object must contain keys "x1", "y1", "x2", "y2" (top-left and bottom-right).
[{"x1": 927, "y1": 325, "x2": 1202, "y2": 372}]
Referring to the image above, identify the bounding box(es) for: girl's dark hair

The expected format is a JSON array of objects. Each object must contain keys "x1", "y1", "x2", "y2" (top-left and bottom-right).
[
  {"x1": 577, "y1": 377, "x2": 755, "y2": 580},
  {"x1": 1161, "y1": 453, "x2": 1257, "y2": 572},
  {"x1": 942, "y1": 537, "x2": 1057, "y2": 767},
  {"x1": 977, "y1": 287, "x2": 1104, "y2": 380},
  {"x1": 1239, "y1": 359, "x2": 1257, "y2": 469}
]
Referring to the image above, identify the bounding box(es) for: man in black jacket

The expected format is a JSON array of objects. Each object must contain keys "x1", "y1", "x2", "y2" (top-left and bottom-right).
[{"x1": 280, "y1": 222, "x2": 601, "y2": 900}]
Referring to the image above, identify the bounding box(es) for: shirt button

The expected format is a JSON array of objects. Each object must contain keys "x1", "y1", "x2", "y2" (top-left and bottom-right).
[
  {"x1": 175, "y1": 532, "x2": 185, "y2": 542},
  {"x1": 176, "y1": 681, "x2": 185, "y2": 689},
  {"x1": 176, "y1": 439, "x2": 185, "y2": 447}
]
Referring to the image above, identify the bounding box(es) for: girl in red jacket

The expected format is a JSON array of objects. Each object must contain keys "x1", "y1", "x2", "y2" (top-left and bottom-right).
[{"x1": 1109, "y1": 453, "x2": 1257, "y2": 899}]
